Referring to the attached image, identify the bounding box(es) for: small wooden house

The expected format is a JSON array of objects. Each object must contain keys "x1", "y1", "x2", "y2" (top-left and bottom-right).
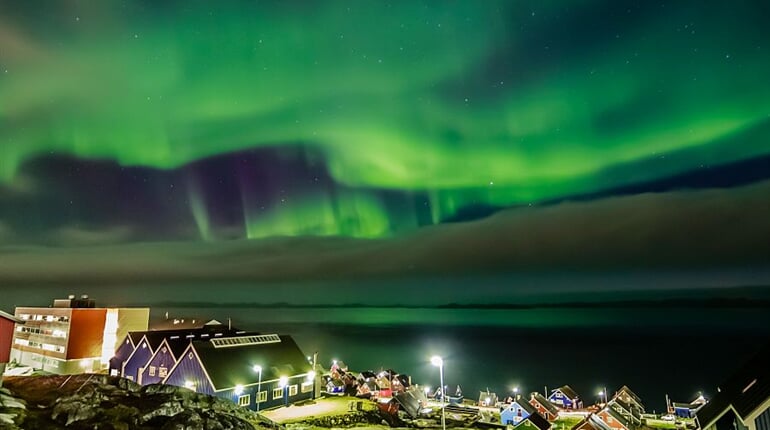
[
  {"x1": 549, "y1": 385, "x2": 583, "y2": 409},
  {"x1": 530, "y1": 392, "x2": 561, "y2": 421},
  {"x1": 596, "y1": 406, "x2": 631, "y2": 430}
]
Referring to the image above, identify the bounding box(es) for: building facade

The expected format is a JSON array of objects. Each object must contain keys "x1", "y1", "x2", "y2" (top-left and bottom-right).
[
  {"x1": 9, "y1": 296, "x2": 149, "y2": 374},
  {"x1": 163, "y1": 334, "x2": 315, "y2": 411}
]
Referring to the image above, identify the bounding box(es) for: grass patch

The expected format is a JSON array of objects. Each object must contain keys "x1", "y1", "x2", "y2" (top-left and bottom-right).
[{"x1": 553, "y1": 416, "x2": 585, "y2": 430}]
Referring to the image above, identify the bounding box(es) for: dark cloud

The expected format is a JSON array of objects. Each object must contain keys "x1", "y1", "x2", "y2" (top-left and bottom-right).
[{"x1": 1, "y1": 180, "x2": 768, "y2": 288}]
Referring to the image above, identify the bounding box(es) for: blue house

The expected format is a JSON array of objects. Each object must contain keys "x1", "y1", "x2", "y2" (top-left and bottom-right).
[
  {"x1": 501, "y1": 398, "x2": 551, "y2": 430},
  {"x1": 163, "y1": 334, "x2": 314, "y2": 411},
  {"x1": 109, "y1": 331, "x2": 145, "y2": 376},
  {"x1": 549, "y1": 385, "x2": 582, "y2": 409},
  {"x1": 138, "y1": 334, "x2": 197, "y2": 385},
  {"x1": 110, "y1": 323, "x2": 244, "y2": 383}
]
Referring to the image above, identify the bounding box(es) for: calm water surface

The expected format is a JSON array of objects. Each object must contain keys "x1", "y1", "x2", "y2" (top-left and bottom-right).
[{"x1": 154, "y1": 306, "x2": 770, "y2": 411}]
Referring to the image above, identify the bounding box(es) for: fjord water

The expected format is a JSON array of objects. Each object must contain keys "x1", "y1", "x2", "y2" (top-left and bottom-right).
[{"x1": 152, "y1": 305, "x2": 770, "y2": 411}]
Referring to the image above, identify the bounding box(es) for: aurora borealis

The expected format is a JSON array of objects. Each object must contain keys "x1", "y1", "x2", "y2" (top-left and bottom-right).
[{"x1": 1, "y1": 0, "x2": 770, "y2": 296}]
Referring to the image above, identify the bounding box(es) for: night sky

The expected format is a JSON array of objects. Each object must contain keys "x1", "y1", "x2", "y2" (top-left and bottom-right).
[{"x1": 1, "y1": 0, "x2": 770, "y2": 302}]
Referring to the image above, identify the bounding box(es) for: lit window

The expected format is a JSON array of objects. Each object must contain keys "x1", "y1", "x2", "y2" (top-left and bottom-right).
[
  {"x1": 257, "y1": 391, "x2": 267, "y2": 403},
  {"x1": 158, "y1": 367, "x2": 168, "y2": 378},
  {"x1": 301, "y1": 382, "x2": 313, "y2": 393},
  {"x1": 273, "y1": 387, "x2": 284, "y2": 399},
  {"x1": 238, "y1": 394, "x2": 250, "y2": 407},
  {"x1": 289, "y1": 385, "x2": 298, "y2": 396},
  {"x1": 149, "y1": 366, "x2": 156, "y2": 376}
]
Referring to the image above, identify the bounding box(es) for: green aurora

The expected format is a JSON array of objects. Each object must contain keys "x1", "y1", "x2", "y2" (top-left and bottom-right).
[{"x1": 2, "y1": 0, "x2": 770, "y2": 239}]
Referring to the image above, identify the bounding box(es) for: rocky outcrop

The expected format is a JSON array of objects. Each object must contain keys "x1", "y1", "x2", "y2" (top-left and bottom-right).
[{"x1": 3, "y1": 375, "x2": 263, "y2": 430}]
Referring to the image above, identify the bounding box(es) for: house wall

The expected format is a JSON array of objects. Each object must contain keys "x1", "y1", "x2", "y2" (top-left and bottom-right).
[
  {"x1": 597, "y1": 410, "x2": 627, "y2": 430},
  {"x1": 530, "y1": 399, "x2": 555, "y2": 421},
  {"x1": 501, "y1": 401, "x2": 532, "y2": 425},
  {"x1": 109, "y1": 337, "x2": 135, "y2": 376},
  {"x1": 0, "y1": 317, "x2": 15, "y2": 363},
  {"x1": 164, "y1": 348, "x2": 215, "y2": 395},
  {"x1": 754, "y1": 407, "x2": 770, "y2": 430},
  {"x1": 550, "y1": 391, "x2": 575, "y2": 409},
  {"x1": 140, "y1": 343, "x2": 176, "y2": 385},
  {"x1": 123, "y1": 340, "x2": 153, "y2": 382},
  {"x1": 231, "y1": 374, "x2": 312, "y2": 411},
  {"x1": 67, "y1": 309, "x2": 107, "y2": 359}
]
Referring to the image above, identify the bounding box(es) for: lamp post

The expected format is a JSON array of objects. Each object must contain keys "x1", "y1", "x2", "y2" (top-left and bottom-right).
[
  {"x1": 513, "y1": 387, "x2": 519, "y2": 403},
  {"x1": 431, "y1": 356, "x2": 446, "y2": 430},
  {"x1": 253, "y1": 365, "x2": 262, "y2": 413},
  {"x1": 280, "y1": 375, "x2": 289, "y2": 407}
]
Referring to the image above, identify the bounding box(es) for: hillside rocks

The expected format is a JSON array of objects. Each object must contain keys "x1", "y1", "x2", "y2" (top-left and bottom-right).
[{"x1": 2, "y1": 375, "x2": 262, "y2": 430}]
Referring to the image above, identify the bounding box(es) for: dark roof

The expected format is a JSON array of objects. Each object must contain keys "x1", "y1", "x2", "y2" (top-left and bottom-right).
[
  {"x1": 673, "y1": 402, "x2": 698, "y2": 409},
  {"x1": 697, "y1": 342, "x2": 770, "y2": 428},
  {"x1": 130, "y1": 326, "x2": 247, "y2": 354},
  {"x1": 192, "y1": 334, "x2": 312, "y2": 391},
  {"x1": 531, "y1": 392, "x2": 560, "y2": 415},
  {"x1": 523, "y1": 408, "x2": 552, "y2": 430},
  {"x1": 555, "y1": 385, "x2": 580, "y2": 400}
]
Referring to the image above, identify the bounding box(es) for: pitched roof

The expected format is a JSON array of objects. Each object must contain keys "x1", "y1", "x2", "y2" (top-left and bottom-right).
[
  {"x1": 522, "y1": 407, "x2": 552, "y2": 430},
  {"x1": 615, "y1": 386, "x2": 643, "y2": 404},
  {"x1": 609, "y1": 398, "x2": 642, "y2": 419},
  {"x1": 531, "y1": 392, "x2": 560, "y2": 415},
  {"x1": 191, "y1": 334, "x2": 312, "y2": 391},
  {"x1": 128, "y1": 326, "x2": 247, "y2": 354},
  {"x1": 697, "y1": 342, "x2": 770, "y2": 428},
  {"x1": 555, "y1": 385, "x2": 580, "y2": 400},
  {"x1": 573, "y1": 415, "x2": 613, "y2": 430},
  {"x1": 0, "y1": 309, "x2": 23, "y2": 324}
]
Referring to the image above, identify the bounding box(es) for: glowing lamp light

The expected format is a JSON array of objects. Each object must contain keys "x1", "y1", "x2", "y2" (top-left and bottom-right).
[
  {"x1": 279, "y1": 376, "x2": 289, "y2": 388},
  {"x1": 430, "y1": 356, "x2": 443, "y2": 367},
  {"x1": 425, "y1": 386, "x2": 431, "y2": 394},
  {"x1": 184, "y1": 380, "x2": 196, "y2": 390},
  {"x1": 307, "y1": 370, "x2": 316, "y2": 381},
  {"x1": 253, "y1": 365, "x2": 262, "y2": 373},
  {"x1": 234, "y1": 384, "x2": 244, "y2": 395}
]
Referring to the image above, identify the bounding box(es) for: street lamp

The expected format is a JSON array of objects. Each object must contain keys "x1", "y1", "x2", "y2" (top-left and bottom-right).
[
  {"x1": 513, "y1": 387, "x2": 519, "y2": 402},
  {"x1": 598, "y1": 387, "x2": 607, "y2": 405},
  {"x1": 430, "y1": 355, "x2": 446, "y2": 430},
  {"x1": 253, "y1": 365, "x2": 262, "y2": 413},
  {"x1": 279, "y1": 375, "x2": 289, "y2": 407}
]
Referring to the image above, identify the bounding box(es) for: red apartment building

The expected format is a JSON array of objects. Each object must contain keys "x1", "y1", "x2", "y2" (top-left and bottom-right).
[{"x1": 10, "y1": 295, "x2": 149, "y2": 374}]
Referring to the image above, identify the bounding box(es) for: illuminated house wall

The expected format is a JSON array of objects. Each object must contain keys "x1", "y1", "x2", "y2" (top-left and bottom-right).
[{"x1": 9, "y1": 297, "x2": 148, "y2": 375}]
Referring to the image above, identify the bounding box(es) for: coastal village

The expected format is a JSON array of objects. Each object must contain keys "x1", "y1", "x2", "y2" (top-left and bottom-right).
[{"x1": 1, "y1": 297, "x2": 769, "y2": 430}]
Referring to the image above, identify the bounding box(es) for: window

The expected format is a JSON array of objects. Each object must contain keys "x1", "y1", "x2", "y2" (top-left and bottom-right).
[
  {"x1": 238, "y1": 394, "x2": 250, "y2": 407},
  {"x1": 273, "y1": 387, "x2": 284, "y2": 399},
  {"x1": 158, "y1": 367, "x2": 168, "y2": 378},
  {"x1": 289, "y1": 385, "x2": 298, "y2": 396},
  {"x1": 301, "y1": 381, "x2": 313, "y2": 393},
  {"x1": 257, "y1": 391, "x2": 267, "y2": 403},
  {"x1": 110, "y1": 369, "x2": 119, "y2": 376},
  {"x1": 148, "y1": 366, "x2": 156, "y2": 376}
]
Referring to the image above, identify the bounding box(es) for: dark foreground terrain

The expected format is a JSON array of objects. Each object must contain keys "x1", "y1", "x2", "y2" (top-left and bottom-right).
[{"x1": 0, "y1": 375, "x2": 270, "y2": 430}]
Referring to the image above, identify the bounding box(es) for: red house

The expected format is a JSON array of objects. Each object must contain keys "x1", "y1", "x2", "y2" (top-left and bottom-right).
[
  {"x1": 1, "y1": 309, "x2": 24, "y2": 386},
  {"x1": 596, "y1": 407, "x2": 631, "y2": 430}
]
